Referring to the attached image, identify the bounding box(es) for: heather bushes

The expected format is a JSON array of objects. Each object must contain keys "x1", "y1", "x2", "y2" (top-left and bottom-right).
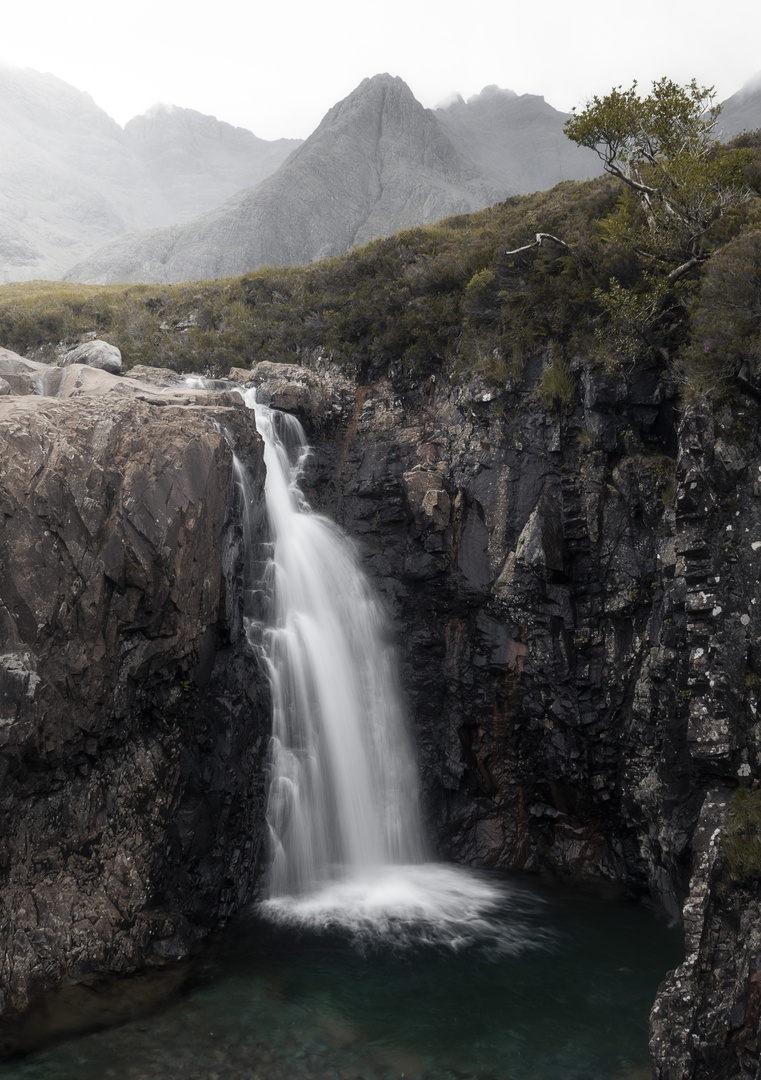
[
  {"x1": 0, "y1": 134, "x2": 759, "y2": 402},
  {"x1": 682, "y1": 227, "x2": 761, "y2": 395}
]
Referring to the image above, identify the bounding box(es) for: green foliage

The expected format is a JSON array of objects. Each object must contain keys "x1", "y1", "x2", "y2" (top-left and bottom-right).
[
  {"x1": 723, "y1": 788, "x2": 761, "y2": 884},
  {"x1": 534, "y1": 355, "x2": 576, "y2": 413},
  {"x1": 0, "y1": 179, "x2": 619, "y2": 388},
  {"x1": 593, "y1": 272, "x2": 671, "y2": 365},
  {"x1": 463, "y1": 268, "x2": 499, "y2": 321},
  {"x1": 565, "y1": 78, "x2": 752, "y2": 274},
  {"x1": 576, "y1": 424, "x2": 593, "y2": 450},
  {"x1": 0, "y1": 282, "x2": 115, "y2": 360},
  {"x1": 0, "y1": 106, "x2": 757, "y2": 407},
  {"x1": 566, "y1": 79, "x2": 755, "y2": 377},
  {"x1": 683, "y1": 226, "x2": 761, "y2": 390}
]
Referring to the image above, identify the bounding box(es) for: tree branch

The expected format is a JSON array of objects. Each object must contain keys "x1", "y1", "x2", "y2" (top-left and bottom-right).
[
  {"x1": 596, "y1": 155, "x2": 659, "y2": 196},
  {"x1": 505, "y1": 233, "x2": 575, "y2": 257},
  {"x1": 667, "y1": 255, "x2": 705, "y2": 283}
]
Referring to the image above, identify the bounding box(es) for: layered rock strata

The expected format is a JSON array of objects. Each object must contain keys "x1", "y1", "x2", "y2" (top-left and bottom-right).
[
  {"x1": 3, "y1": 341, "x2": 761, "y2": 1077},
  {"x1": 230, "y1": 355, "x2": 761, "y2": 1078}
]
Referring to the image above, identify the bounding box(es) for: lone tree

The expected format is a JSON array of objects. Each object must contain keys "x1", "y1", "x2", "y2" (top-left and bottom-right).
[
  {"x1": 564, "y1": 78, "x2": 753, "y2": 284},
  {"x1": 528, "y1": 77, "x2": 760, "y2": 365}
]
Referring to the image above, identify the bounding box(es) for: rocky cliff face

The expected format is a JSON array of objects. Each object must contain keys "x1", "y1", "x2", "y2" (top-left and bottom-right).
[
  {"x1": 232, "y1": 353, "x2": 761, "y2": 1078},
  {"x1": 3, "y1": 338, "x2": 761, "y2": 1075},
  {"x1": 0, "y1": 351, "x2": 270, "y2": 1038}
]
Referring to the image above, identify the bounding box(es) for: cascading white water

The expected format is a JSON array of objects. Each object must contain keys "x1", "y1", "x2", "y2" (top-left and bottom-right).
[
  {"x1": 220, "y1": 382, "x2": 544, "y2": 950},
  {"x1": 242, "y1": 392, "x2": 425, "y2": 900}
]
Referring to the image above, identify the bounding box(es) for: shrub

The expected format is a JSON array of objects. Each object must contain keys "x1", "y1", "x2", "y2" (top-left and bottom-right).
[
  {"x1": 723, "y1": 788, "x2": 761, "y2": 884},
  {"x1": 534, "y1": 355, "x2": 576, "y2": 413},
  {"x1": 683, "y1": 227, "x2": 761, "y2": 391}
]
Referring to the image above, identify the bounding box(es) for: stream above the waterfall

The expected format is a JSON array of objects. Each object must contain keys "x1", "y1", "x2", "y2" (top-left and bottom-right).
[{"x1": 0, "y1": 870, "x2": 681, "y2": 1080}]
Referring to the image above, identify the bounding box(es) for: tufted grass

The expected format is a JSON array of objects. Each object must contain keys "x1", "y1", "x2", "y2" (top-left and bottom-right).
[
  {"x1": 723, "y1": 788, "x2": 761, "y2": 884},
  {"x1": 1, "y1": 131, "x2": 759, "y2": 396}
]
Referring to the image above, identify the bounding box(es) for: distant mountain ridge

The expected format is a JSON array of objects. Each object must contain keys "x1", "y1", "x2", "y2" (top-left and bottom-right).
[
  {"x1": 2, "y1": 64, "x2": 759, "y2": 286},
  {"x1": 64, "y1": 76, "x2": 500, "y2": 284},
  {"x1": 0, "y1": 64, "x2": 301, "y2": 282},
  {"x1": 123, "y1": 104, "x2": 301, "y2": 221},
  {"x1": 436, "y1": 84, "x2": 598, "y2": 193},
  {"x1": 65, "y1": 74, "x2": 605, "y2": 285}
]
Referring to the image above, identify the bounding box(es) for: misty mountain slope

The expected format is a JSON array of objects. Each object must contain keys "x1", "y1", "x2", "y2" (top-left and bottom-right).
[
  {"x1": 435, "y1": 85, "x2": 602, "y2": 193},
  {"x1": 0, "y1": 64, "x2": 301, "y2": 282},
  {"x1": 299, "y1": 73, "x2": 498, "y2": 250},
  {"x1": 0, "y1": 65, "x2": 140, "y2": 281},
  {"x1": 13, "y1": 65, "x2": 756, "y2": 288},
  {"x1": 66, "y1": 74, "x2": 502, "y2": 285},
  {"x1": 718, "y1": 69, "x2": 761, "y2": 138},
  {"x1": 123, "y1": 105, "x2": 300, "y2": 223}
]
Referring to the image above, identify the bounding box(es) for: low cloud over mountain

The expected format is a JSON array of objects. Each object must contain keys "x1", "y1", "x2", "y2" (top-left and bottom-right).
[{"x1": 0, "y1": 64, "x2": 300, "y2": 282}]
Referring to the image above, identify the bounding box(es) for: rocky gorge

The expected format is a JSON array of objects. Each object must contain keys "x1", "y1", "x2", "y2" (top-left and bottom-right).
[{"x1": 1, "y1": 340, "x2": 761, "y2": 1078}]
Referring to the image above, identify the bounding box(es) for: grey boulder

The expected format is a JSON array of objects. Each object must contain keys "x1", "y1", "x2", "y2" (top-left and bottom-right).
[{"x1": 62, "y1": 339, "x2": 122, "y2": 375}]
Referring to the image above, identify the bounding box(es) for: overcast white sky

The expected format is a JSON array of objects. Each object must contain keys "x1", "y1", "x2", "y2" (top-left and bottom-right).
[{"x1": 3, "y1": 0, "x2": 759, "y2": 140}]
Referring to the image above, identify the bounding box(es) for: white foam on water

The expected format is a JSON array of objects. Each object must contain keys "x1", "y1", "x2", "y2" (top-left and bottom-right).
[
  {"x1": 260, "y1": 862, "x2": 548, "y2": 955},
  {"x1": 186, "y1": 377, "x2": 549, "y2": 958}
]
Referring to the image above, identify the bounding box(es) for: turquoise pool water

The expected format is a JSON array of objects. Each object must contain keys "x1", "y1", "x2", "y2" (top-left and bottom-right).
[{"x1": 0, "y1": 871, "x2": 682, "y2": 1080}]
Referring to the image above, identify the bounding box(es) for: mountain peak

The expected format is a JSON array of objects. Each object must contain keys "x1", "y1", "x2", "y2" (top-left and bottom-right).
[
  {"x1": 310, "y1": 72, "x2": 438, "y2": 148},
  {"x1": 67, "y1": 74, "x2": 493, "y2": 284},
  {"x1": 340, "y1": 72, "x2": 419, "y2": 110},
  {"x1": 468, "y1": 84, "x2": 519, "y2": 104},
  {"x1": 736, "y1": 69, "x2": 761, "y2": 98},
  {"x1": 436, "y1": 84, "x2": 522, "y2": 116},
  {"x1": 142, "y1": 102, "x2": 180, "y2": 118},
  {"x1": 358, "y1": 72, "x2": 409, "y2": 91}
]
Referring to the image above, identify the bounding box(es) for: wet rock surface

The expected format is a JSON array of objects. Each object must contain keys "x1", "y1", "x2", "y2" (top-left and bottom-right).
[
  {"x1": 261, "y1": 358, "x2": 761, "y2": 1078},
  {"x1": 0, "y1": 353, "x2": 270, "y2": 1028},
  {"x1": 3, "y1": 341, "x2": 761, "y2": 1076}
]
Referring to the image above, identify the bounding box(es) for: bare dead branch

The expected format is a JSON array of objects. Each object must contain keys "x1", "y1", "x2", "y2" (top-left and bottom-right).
[
  {"x1": 505, "y1": 233, "x2": 575, "y2": 257},
  {"x1": 667, "y1": 256, "x2": 705, "y2": 283}
]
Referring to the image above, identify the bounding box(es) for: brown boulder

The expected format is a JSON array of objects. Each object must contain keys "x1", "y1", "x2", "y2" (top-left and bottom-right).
[{"x1": 0, "y1": 383, "x2": 268, "y2": 1028}]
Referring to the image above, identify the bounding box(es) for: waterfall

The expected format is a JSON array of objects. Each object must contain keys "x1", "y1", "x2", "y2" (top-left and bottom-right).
[
  {"x1": 201, "y1": 379, "x2": 542, "y2": 951},
  {"x1": 242, "y1": 393, "x2": 425, "y2": 900}
]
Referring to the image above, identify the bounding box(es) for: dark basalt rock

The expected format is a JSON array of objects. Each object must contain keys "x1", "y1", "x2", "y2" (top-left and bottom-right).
[
  {"x1": 274, "y1": 360, "x2": 761, "y2": 1077},
  {"x1": 4, "y1": 341, "x2": 761, "y2": 1077}
]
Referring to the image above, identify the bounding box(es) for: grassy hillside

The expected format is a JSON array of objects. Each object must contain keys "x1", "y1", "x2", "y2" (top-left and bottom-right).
[{"x1": 1, "y1": 133, "x2": 759, "y2": 402}]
